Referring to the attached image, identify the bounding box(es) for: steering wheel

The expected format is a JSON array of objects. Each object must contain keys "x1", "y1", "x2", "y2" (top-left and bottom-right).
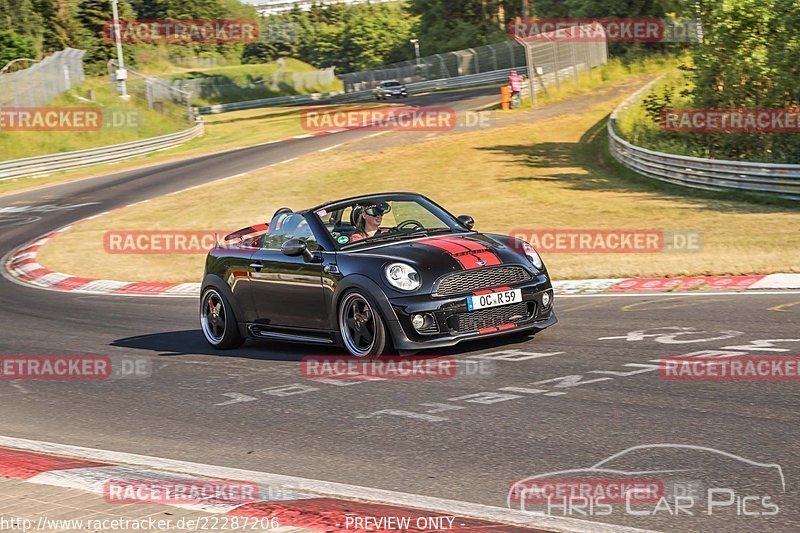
[{"x1": 396, "y1": 220, "x2": 424, "y2": 231}]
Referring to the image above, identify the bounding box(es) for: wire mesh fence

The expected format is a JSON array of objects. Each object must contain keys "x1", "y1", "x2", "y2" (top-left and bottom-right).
[
  {"x1": 167, "y1": 59, "x2": 337, "y2": 106},
  {"x1": 519, "y1": 22, "x2": 608, "y2": 103},
  {"x1": 340, "y1": 23, "x2": 608, "y2": 95},
  {"x1": 108, "y1": 61, "x2": 196, "y2": 125},
  {"x1": 0, "y1": 49, "x2": 86, "y2": 107}
]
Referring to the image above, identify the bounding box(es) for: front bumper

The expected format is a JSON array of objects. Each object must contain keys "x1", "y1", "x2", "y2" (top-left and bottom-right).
[{"x1": 385, "y1": 275, "x2": 556, "y2": 350}]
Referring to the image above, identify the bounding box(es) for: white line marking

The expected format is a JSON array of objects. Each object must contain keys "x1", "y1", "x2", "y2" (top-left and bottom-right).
[
  {"x1": 9, "y1": 382, "x2": 29, "y2": 394},
  {"x1": 318, "y1": 143, "x2": 343, "y2": 153},
  {"x1": 0, "y1": 435, "x2": 652, "y2": 533}
]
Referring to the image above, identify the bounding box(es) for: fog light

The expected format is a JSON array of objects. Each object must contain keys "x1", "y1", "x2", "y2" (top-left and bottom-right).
[
  {"x1": 411, "y1": 314, "x2": 425, "y2": 330},
  {"x1": 542, "y1": 291, "x2": 552, "y2": 307}
]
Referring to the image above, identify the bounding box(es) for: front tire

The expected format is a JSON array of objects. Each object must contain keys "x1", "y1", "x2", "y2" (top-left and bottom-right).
[
  {"x1": 338, "y1": 291, "x2": 388, "y2": 357},
  {"x1": 201, "y1": 287, "x2": 244, "y2": 350}
]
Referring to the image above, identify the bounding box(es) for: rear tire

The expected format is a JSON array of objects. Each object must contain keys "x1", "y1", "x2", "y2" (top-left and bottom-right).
[
  {"x1": 201, "y1": 287, "x2": 244, "y2": 350},
  {"x1": 338, "y1": 291, "x2": 388, "y2": 357}
]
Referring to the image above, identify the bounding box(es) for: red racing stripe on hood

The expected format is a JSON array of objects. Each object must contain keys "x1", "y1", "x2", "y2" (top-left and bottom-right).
[
  {"x1": 420, "y1": 237, "x2": 502, "y2": 270},
  {"x1": 472, "y1": 249, "x2": 502, "y2": 267},
  {"x1": 420, "y1": 237, "x2": 469, "y2": 254},
  {"x1": 437, "y1": 236, "x2": 488, "y2": 252}
]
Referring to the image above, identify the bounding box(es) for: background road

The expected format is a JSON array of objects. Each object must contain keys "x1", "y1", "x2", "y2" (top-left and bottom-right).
[{"x1": 0, "y1": 87, "x2": 797, "y2": 532}]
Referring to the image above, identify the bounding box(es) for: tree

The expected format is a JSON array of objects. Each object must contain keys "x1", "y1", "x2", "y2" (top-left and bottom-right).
[
  {"x1": 0, "y1": 29, "x2": 37, "y2": 67},
  {"x1": 408, "y1": 0, "x2": 508, "y2": 55},
  {"x1": 689, "y1": 0, "x2": 800, "y2": 162},
  {"x1": 339, "y1": 4, "x2": 416, "y2": 71},
  {"x1": 35, "y1": 0, "x2": 79, "y2": 52},
  {"x1": 75, "y1": 0, "x2": 136, "y2": 74},
  {"x1": 0, "y1": 0, "x2": 44, "y2": 46}
]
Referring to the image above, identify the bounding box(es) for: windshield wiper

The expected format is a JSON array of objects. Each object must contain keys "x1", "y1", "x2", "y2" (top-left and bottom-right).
[
  {"x1": 365, "y1": 227, "x2": 462, "y2": 243},
  {"x1": 342, "y1": 228, "x2": 464, "y2": 249},
  {"x1": 426, "y1": 227, "x2": 463, "y2": 234},
  {"x1": 367, "y1": 231, "x2": 429, "y2": 243}
]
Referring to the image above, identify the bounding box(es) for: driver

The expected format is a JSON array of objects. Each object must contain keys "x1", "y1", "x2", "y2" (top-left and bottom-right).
[{"x1": 350, "y1": 202, "x2": 391, "y2": 242}]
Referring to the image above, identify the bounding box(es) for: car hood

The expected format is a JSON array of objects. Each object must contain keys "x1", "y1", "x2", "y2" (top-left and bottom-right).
[{"x1": 346, "y1": 233, "x2": 534, "y2": 291}]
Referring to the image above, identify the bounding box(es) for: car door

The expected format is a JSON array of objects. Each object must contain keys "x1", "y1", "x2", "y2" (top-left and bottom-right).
[{"x1": 248, "y1": 213, "x2": 328, "y2": 330}]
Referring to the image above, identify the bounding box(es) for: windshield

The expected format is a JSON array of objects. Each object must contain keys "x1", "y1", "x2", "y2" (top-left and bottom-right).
[
  {"x1": 314, "y1": 197, "x2": 465, "y2": 249},
  {"x1": 383, "y1": 82, "x2": 401, "y2": 87}
]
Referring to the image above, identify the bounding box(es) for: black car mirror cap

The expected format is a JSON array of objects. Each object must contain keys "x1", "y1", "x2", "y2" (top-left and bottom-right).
[
  {"x1": 457, "y1": 215, "x2": 475, "y2": 230},
  {"x1": 281, "y1": 238, "x2": 315, "y2": 262}
]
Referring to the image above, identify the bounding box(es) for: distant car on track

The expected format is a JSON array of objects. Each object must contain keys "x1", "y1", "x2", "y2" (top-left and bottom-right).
[
  {"x1": 200, "y1": 193, "x2": 556, "y2": 356},
  {"x1": 374, "y1": 80, "x2": 409, "y2": 100}
]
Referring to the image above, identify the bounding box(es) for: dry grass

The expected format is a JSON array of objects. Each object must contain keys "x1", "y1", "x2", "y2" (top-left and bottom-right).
[{"x1": 38, "y1": 75, "x2": 800, "y2": 283}]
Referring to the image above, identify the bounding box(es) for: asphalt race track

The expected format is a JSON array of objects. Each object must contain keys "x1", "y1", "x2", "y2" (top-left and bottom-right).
[{"x1": 1, "y1": 88, "x2": 798, "y2": 532}]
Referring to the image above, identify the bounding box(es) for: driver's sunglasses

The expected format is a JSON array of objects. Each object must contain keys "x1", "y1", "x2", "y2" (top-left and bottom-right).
[{"x1": 364, "y1": 208, "x2": 385, "y2": 217}]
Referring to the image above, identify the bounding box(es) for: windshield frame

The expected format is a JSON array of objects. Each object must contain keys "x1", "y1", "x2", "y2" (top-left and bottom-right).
[{"x1": 311, "y1": 193, "x2": 468, "y2": 251}]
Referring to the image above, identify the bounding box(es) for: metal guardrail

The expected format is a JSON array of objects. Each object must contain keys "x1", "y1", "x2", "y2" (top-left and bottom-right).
[
  {"x1": 196, "y1": 68, "x2": 530, "y2": 114},
  {"x1": 0, "y1": 122, "x2": 204, "y2": 182},
  {"x1": 608, "y1": 77, "x2": 800, "y2": 201},
  {"x1": 196, "y1": 91, "x2": 345, "y2": 114}
]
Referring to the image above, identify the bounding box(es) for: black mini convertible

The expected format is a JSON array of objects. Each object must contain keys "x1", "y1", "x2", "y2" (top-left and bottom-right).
[{"x1": 200, "y1": 193, "x2": 556, "y2": 356}]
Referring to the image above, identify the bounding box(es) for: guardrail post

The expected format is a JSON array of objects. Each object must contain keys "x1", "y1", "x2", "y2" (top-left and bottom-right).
[
  {"x1": 570, "y1": 34, "x2": 579, "y2": 82},
  {"x1": 551, "y1": 40, "x2": 560, "y2": 91}
]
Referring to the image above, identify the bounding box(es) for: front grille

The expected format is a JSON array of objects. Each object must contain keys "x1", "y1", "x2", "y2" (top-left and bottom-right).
[
  {"x1": 434, "y1": 266, "x2": 531, "y2": 297},
  {"x1": 452, "y1": 302, "x2": 529, "y2": 333}
]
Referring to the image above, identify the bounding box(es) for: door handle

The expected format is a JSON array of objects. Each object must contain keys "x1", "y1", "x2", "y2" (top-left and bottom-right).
[{"x1": 249, "y1": 262, "x2": 264, "y2": 271}]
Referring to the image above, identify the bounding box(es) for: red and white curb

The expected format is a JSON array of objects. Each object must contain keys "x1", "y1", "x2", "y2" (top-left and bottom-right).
[
  {"x1": 0, "y1": 435, "x2": 651, "y2": 533},
  {"x1": 5, "y1": 232, "x2": 800, "y2": 299}
]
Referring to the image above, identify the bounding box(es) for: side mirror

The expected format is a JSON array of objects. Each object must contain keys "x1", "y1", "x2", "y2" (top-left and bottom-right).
[
  {"x1": 457, "y1": 215, "x2": 475, "y2": 230},
  {"x1": 281, "y1": 238, "x2": 314, "y2": 262}
]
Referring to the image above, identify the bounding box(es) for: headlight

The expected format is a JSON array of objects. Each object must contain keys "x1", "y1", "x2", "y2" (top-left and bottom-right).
[
  {"x1": 385, "y1": 263, "x2": 421, "y2": 291},
  {"x1": 522, "y1": 241, "x2": 544, "y2": 270}
]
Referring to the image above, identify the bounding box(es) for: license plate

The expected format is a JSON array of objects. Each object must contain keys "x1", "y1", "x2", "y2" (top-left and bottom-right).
[{"x1": 466, "y1": 289, "x2": 523, "y2": 311}]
